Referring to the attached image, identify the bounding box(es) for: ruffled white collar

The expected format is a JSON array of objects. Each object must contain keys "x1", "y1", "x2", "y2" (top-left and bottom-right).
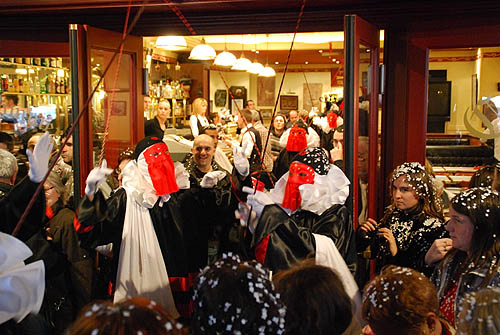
[{"x1": 269, "y1": 164, "x2": 350, "y2": 216}]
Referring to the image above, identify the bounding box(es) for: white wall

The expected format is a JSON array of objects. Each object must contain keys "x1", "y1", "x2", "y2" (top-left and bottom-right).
[{"x1": 209, "y1": 69, "x2": 332, "y2": 112}]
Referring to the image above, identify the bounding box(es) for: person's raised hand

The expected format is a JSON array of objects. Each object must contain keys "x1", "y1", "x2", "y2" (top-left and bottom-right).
[
  {"x1": 27, "y1": 132, "x2": 53, "y2": 183},
  {"x1": 359, "y1": 218, "x2": 378, "y2": 232},
  {"x1": 425, "y1": 238, "x2": 453, "y2": 265},
  {"x1": 84, "y1": 159, "x2": 113, "y2": 198}
]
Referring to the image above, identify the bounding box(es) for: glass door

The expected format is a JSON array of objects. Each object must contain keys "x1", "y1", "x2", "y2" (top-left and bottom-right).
[
  {"x1": 344, "y1": 15, "x2": 381, "y2": 228},
  {"x1": 70, "y1": 24, "x2": 143, "y2": 202}
]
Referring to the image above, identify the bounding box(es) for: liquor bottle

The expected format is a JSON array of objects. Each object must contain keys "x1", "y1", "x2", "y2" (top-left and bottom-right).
[
  {"x1": 34, "y1": 58, "x2": 41, "y2": 66},
  {"x1": 28, "y1": 75, "x2": 34, "y2": 94},
  {"x1": 57, "y1": 57, "x2": 63, "y2": 68},
  {"x1": 34, "y1": 73, "x2": 40, "y2": 94},
  {"x1": 2, "y1": 75, "x2": 8, "y2": 92},
  {"x1": 50, "y1": 58, "x2": 57, "y2": 68},
  {"x1": 49, "y1": 74, "x2": 55, "y2": 94},
  {"x1": 13, "y1": 75, "x2": 19, "y2": 92},
  {"x1": 41, "y1": 58, "x2": 47, "y2": 67}
]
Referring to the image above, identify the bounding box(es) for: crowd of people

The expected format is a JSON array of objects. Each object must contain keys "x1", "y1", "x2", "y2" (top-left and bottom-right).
[{"x1": 0, "y1": 97, "x2": 499, "y2": 335}]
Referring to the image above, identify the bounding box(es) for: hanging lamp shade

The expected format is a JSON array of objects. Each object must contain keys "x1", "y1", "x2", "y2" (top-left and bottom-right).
[
  {"x1": 231, "y1": 53, "x2": 252, "y2": 71},
  {"x1": 247, "y1": 61, "x2": 265, "y2": 74},
  {"x1": 214, "y1": 51, "x2": 237, "y2": 67},
  {"x1": 156, "y1": 36, "x2": 187, "y2": 51},
  {"x1": 189, "y1": 38, "x2": 216, "y2": 60},
  {"x1": 259, "y1": 65, "x2": 276, "y2": 77}
]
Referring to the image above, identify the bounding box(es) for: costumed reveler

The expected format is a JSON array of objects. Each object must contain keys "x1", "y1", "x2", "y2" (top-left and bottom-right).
[
  {"x1": 239, "y1": 147, "x2": 357, "y2": 275},
  {"x1": 78, "y1": 136, "x2": 192, "y2": 318},
  {"x1": 272, "y1": 121, "x2": 309, "y2": 180}
]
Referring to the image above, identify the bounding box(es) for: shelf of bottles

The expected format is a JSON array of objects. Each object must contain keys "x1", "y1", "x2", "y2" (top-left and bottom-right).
[
  {"x1": 149, "y1": 80, "x2": 188, "y2": 128},
  {"x1": 0, "y1": 57, "x2": 70, "y2": 135}
]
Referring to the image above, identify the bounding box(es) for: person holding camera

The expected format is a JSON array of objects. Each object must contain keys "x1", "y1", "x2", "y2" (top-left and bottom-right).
[{"x1": 356, "y1": 162, "x2": 447, "y2": 277}]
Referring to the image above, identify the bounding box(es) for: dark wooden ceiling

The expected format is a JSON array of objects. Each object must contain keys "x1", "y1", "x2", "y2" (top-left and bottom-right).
[{"x1": 1, "y1": 0, "x2": 500, "y2": 42}]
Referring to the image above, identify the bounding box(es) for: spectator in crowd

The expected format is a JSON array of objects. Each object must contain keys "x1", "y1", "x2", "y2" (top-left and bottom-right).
[
  {"x1": 269, "y1": 114, "x2": 286, "y2": 160},
  {"x1": 60, "y1": 129, "x2": 75, "y2": 205},
  {"x1": 189, "y1": 97, "x2": 209, "y2": 138},
  {"x1": 362, "y1": 265, "x2": 454, "y2": 335},
  {"x1": 200, "y1": 124, "x2": 233, "y2": 173},
  {"x1": 44, "y1": 171, "x2": 94, "y2": 312},
  {"x1": 285, "y1": 110, "x2": 299, "y2": 129},
  {"x1": 191, "y1": 253, "x2": 286, "y2": 335},
  {"x1": 145, "y1": 99, "x2": 171, "y2": 139},
  {"x1": 280, "y1": 110, "x2": 320, "y2": 149},
  {"x1": 431, "y1": 187, "x2": 500, "y2": 328},
  {"x1": 456, "y1": 287, "x2": 500, "y2": 335},
  {"x1": 180, "y1": 134, "x2": 236, "y2": 268},
  {"x1": 357, "y1": 162, "x2": 446, "y2": 276},
  {"x1": 273, "y1": 260, "x2": 355, "y2": 335},
  {"x1": 0, "y1": 131, "x2": 28, "y2": 183},
  {"x1": 65, "y1": 297, "x2": 183, "y2": 335},
  {"x1": 246, "y1": 99, "x2": 263, "y2": 123},
  {"x1": 252, "y1": 110, "x2": 275, "y2": 189},
  {"x1": 468, "y1": 164, "x2": 498, "y2": 188}
]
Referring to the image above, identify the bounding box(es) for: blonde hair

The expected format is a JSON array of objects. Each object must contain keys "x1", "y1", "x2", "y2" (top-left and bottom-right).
[
  {"x1": 457, "y1": 288, "x2": 500, "y2": 335},
  {"x1": 192, "y1": 97, "x2": 208, "y2": 116}
]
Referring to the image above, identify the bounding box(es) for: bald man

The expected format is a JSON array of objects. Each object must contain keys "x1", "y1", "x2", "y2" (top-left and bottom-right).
[{"x1": 180, "y1": 134, "x2": 239, "y2": 268}]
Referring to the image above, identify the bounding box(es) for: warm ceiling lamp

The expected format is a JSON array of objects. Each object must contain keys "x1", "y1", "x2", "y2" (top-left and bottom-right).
[
  {"x1": 156, "y1": 36, "x2": 187, "y2": 51},
  {"x1": 214, "y1": 36, "x2": 237, "y2": 67},
  {"x1": 232, "y1": 35, "x2": 252, "y2": 71},
  {"x1": 259, "y1": 34, "x2": 276, "y2": 77},
  {"x1": 247, "y1": 36, "x2": 265, "y2": 74},
  {"x1": 189, "y1": 37, "x2": 216, "y2": 61}
]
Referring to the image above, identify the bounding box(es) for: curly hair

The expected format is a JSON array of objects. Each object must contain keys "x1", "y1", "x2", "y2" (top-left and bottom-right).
[
  {"x1": 362, "y1": 265, "x2": 439, "y2": 335},
  {"x1": 457, "y1": 287, "x2": 500, "y2": 335},
  {"x1": 384, "y1": 162, "x2": 443, "y2": 221},
  {"x1": 273, "y1": 259, "x2": 352, "y2": 335},
  {"x1": 65, "y1": 297, "x2": 183, "y2": 335},
  {"x1": 192, "y1": 253, "x2": 286, "y2": 335}
]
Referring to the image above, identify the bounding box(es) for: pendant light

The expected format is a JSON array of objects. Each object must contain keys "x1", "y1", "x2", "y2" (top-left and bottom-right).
[
  {"x1": 214, "y1": 36, "x2": 237, "y2": 67},
  {"x1": 156, "y1": 36, "x2": 187, "y2": 51},
  {"x1": 259, "y1": 34, "x2": 276, "y2": 77},
  {"x1": 232, "y1": 35, "x2": 252, "y2": 71},
  {"x1": 189, "y1": 37, "x2": 216, "y2": 61},
  {"x1": 247, "y1": 35, "x2": 265, "y2": 74}
]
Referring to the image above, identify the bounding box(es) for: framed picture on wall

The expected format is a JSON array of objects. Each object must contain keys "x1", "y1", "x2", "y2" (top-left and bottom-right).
[
  {"x1": 215, "y1": 89, "x2": 227, "y2": 107},
  {"x1": 231, "y1": 99, "x2": 244, "y2": 115},
  {"x1": 280, "y1": 95, "x2": 298, "y2": 110},
  {"x1": 229, "y1": 86, "x2": 247, "y2": 113}
]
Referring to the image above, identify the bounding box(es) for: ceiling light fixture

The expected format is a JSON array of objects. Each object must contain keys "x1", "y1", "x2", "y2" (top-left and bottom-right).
[
  {"x1": 247, "y1": 35, "x2": 265, "y2": 74},
  {"x1": 259, "y1": 34, "x2": 276, "y2": 77},
  {"x1": 156, "y1": 36, "x2": 187, "y2": 51},
  {"x1": 232, "y1": 35, "x2": 251, "y2": 71},
  {"x1": 189, "y1": 37, "x2": 216, "y2": 61},
  {"x1": 214, "y1": 36, "x2": 237, "y2": 67}
]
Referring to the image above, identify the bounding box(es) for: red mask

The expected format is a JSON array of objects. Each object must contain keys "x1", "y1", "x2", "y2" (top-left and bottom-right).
[
  {"x1": 143, "y1": 142, "x2": 179, "y2": 196},
  {"x1": 251, "y1": 177, "x2": 265, "y2": 192},
  {"x1": 286, "y1": 124, "x2": 307, "y2": 152},
  {"x1": 327, "y1": 112, "x2": 338, "y2": 129},
  {"x1": 282, "y1": 162, "x2": 315, "y2": 211}
]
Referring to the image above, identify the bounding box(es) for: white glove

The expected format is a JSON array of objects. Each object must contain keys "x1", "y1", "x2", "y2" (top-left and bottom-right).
[
  {"x1": 235, "y1": 202, "x2": 259, "y2": 233},
  {"x1": 243, "y1": 186, "x2": 274, "y2": 218},
  {"x1": 311, "y1": 115, "x2": 322, "y2": 127},
  {"x1": 174, "y1": 162, "x2": 190, "y2": 190},
  {"x1": 27, "y1": 132, "x2": 53, "y2": 183},
  {"x1": 84, "y1": 159, "x2": 113, "y2": 197},
  {"x1": 233, "y1": 142, "x2": 250, "y2": 177},
  {"x1": 200, "y1": 170, "x2": 227, "y2": 188}
]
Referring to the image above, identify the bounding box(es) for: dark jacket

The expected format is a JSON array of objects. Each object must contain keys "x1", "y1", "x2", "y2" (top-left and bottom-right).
[
  {"x1": 251, "y1": 203, "x2": 357, "y2": 276},
  {"x1": 144, "y1": 117, "x2": 168, "y2": 139}
]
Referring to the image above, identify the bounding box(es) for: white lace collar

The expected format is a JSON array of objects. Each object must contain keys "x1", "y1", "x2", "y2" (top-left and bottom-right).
[{"x1": 269, "y1": 164, "x2": 350, "y2": 216}]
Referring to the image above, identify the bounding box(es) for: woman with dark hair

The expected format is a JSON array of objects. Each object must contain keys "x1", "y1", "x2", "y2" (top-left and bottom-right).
[
  {"x1": 362, "y1": 265, "x2": 454, "y2": 335},
  {"x1": 273, "y1": 259, "x2": 354, "y2": 335},
  {"x1": 191, "y1": 253, "x2": 286, "y2": 335},
  {"x1": 269, "y1": 114, "x2": 286, "y2": 160},
  {"x1": 65, "y1": 297, "x2": 183, "y2": 335},
  {"x1": 357, "y1": 162, "x2": 446, "y2": 276},
  {"x1": 432, "y1": 187, "x2": 500, "y2": 328},
  {"x1": 468, "y1": 164, "x2": 499, "y2": 188}
]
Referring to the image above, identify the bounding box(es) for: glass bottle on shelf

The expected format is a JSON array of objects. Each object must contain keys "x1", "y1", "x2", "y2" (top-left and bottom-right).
[
  {"x1": 34, "y1": 58, "x2": 41, "y2": 66},
  {"x1": 41, "y1": 58, "x2": 47, "y2": 67},
  {"x1": 13, "y1": 75, "x2": 19, "y2": 92},
  {"x1": 34, "y1": 72, "x2": 41, "y2": 94}
]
